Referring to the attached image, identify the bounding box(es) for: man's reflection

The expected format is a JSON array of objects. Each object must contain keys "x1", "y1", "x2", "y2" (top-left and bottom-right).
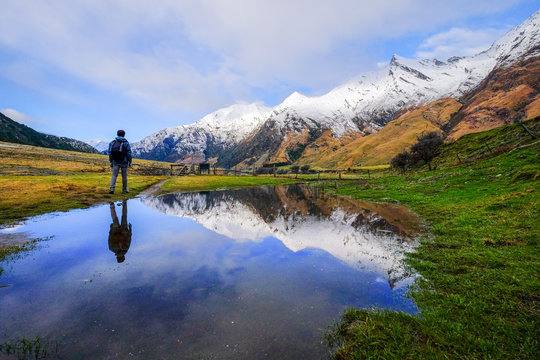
[{"x1": 108, "y1": 200, "x2": 132, "y2": 263}]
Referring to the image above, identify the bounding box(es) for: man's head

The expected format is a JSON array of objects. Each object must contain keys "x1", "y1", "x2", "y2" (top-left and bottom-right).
[{"x1": 117, "y1": 130, "x2": 126, "y2": 137}]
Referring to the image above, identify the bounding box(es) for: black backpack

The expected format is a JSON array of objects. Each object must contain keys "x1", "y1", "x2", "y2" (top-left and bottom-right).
[{"x1": 110, "y1": 140, "x2": 127, "y2": 162}]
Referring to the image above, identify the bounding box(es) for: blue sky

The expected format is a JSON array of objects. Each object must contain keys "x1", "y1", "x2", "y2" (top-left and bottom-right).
[{"x1": 0, "y1": 0, "x2": 538, "y2": 142}]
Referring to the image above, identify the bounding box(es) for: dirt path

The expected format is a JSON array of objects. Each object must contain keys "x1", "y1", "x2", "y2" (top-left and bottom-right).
[{"x1": 137, "y1": 178, "x2": 171, "y2": 198}]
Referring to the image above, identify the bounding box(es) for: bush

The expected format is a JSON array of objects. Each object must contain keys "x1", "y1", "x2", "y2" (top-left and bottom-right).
[
  {"x1": 410, "y1": 131, "x2": 444, "y2": 170},
  {"x1": 391, "y1": 150, "x2": 417, "y2": 173},
  {"x1": 392, "y1": 132, "x2": 444, "y2": 172},
  {"x1": 300, "y1": 165, "x2": 311, "y2": 173}
]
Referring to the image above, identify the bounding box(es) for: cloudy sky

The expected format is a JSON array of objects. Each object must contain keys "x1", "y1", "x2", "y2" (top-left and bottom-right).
[{"x1": 0, "y1": 0, "x2": 538, "y2": 142}]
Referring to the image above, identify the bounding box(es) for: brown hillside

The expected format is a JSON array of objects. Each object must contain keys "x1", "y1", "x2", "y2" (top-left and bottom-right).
[
  {"x1": 302, "y1": 98, "x2": 461, "y2": 168},
  {"x1": 447, "y1": 56, "x2": 540, "y2": 140}
]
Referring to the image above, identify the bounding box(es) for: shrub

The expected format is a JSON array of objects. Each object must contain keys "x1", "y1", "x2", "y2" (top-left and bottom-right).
[
  {"x1": 410, "y1": 131, "x2": 444, "y2": 170},
  {"x1": 391, "y1": 150, "x2": 416, "y2": 173}
]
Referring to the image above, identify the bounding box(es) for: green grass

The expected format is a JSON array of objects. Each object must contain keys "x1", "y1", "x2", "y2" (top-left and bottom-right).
[
  {"x1": 160, "y1": 175, "x2": 300, "y2": 193},
  {"x1": 325, "y1": 122, "x2": 539, "y2": 359},
  {"x1": 0, "y1": 336, "x2": 60, "y2": 359}
]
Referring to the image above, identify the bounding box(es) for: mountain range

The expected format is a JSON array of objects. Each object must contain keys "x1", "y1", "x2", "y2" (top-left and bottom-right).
[{"x1": 131, "y1": 10, "x2": 540, "y2": 169}]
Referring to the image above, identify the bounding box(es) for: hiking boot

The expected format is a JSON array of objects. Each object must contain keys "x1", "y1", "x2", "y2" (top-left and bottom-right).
[
  {"x1": 109, "y1": 190, "x2": 114, "y2": 194},
  {"x1": 122, "y1": 190, "x2": 129, "y2": 194}
]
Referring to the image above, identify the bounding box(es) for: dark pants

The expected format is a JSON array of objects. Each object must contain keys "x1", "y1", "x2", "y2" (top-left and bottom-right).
[{"x1": 110, "y1": 164, "x2": 128, "y2": 192}]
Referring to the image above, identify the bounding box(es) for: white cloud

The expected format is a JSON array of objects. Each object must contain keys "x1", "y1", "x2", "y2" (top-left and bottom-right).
[
  {"x1": 0, "y1": 0, "x2": 525, "y2": 115},
  {"x1": 1, "y1": 108, "x2": 46, "y2": 125},
  {"x1": 416, "y1": 27, "x2": 509, "y2": 60}
]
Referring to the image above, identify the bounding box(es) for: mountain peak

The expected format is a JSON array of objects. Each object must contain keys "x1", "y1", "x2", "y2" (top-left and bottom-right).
[
  {"x1": 487, "y1": 9, "x2": 540, "y2": 65},
  {"x1": 282, "y1": 91, "x2": 308, "y2": 106},
  {"x1": 390, "y1": 54, "x2": 401, "y2": 65}
]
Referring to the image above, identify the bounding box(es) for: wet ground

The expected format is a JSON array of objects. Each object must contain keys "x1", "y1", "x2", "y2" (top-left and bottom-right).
[{"x1": 0, "y1": 184, "x2": 420, "y2": 359}]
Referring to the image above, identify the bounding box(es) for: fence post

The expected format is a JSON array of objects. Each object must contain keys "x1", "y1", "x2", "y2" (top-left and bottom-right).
[{"x1": 520, "y1": 121, "x2": 537, "y2": 139}]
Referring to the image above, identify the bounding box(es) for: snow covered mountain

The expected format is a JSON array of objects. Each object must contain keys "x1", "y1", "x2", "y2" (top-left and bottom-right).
[
  {"x1": 132, "y1": 103, "x2": 272, "y2": 162},
  {"x1": 133, "y1": 10, "x2": 539, "y2": 166},
  {"x1": 86, "y1": 139, "x2": 112, "y2": 153},
  {"x1": 217, "y1": 10, "x2": 539, "y2": 167},
  {"x1": 261, "y1": 9, "x2": 539, "y2": 136}
]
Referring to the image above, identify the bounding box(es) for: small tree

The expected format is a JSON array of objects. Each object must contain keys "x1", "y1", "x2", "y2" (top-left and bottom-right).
[
  {"x1": 391, "y1": 150, "x2": 415, "y2": 173},
  {"x1": 410, "y1": 131, "x2": 444, "y2": 170},
  {"x1": 300, "y1": 164, "x2": 311, "y2": 174}
]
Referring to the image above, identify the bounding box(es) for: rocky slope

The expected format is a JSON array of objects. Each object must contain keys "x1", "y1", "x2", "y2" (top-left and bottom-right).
[{"x1": 446, "y1": 56, "x2": 540, "y2": 141}]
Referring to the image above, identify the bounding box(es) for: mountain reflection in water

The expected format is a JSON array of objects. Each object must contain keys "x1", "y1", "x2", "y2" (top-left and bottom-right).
[
  {"x1": 0, "y1": 184, "x2": 421, "y2": 359},
  {"x1": 144, "y1": 184, "x2": 421, "y2": 288}
]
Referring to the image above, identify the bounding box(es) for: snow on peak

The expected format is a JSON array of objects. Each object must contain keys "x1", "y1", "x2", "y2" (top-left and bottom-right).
[
  {"x1": 192, "y1": 102, "x2": 272, "y2": 140},
  {"x1": 85, "y1": 139, "x2": 112, "y2": 152},
  {"x1": 266, "y1": 11, "x2": 539, "y2": 136},
  {"x1": 486, "y1": 9, "x2": 540, "y2": 65},
  {"x1": 132, "y1": 102, "x2": 271, "y2": 158}
]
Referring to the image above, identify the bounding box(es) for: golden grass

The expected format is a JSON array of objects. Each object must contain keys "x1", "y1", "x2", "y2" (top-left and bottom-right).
[
  {"x1": 0, "y1": 174, "x2": 168, "y2": 224},
  {"x1": 0, "y1": 141, "x2": 171, "y2": 174},
  {"x1": 0, "y1": 142, "x2": 173, "y2": 224}
]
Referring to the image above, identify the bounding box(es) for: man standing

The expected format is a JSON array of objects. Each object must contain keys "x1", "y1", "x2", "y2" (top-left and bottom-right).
[{"x1": 109, "y1": 129, "x2": 132, "y2": 194}]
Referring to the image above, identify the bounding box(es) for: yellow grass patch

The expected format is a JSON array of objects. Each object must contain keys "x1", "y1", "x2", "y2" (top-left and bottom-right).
[{"x1": 0, "y1": 174, "x2": 168, "y2": 224}]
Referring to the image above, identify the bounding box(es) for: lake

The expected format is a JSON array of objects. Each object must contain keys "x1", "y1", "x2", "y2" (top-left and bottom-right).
[{"x1": 0, "y1": 184, "x2": 420, "y2": 359}]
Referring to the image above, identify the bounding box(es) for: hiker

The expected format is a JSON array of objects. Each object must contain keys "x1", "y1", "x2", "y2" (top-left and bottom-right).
[
  {"x1": 109, "y1": 129, "x2": 132, "y2": 194},
  {"x1": 108, "y1": 200, "x2": 132, "y2": 263}
]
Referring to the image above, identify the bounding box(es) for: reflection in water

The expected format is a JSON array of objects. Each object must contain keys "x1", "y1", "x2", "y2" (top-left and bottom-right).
[
  {"x1": 108, "y1": 200, "x2": 132, "y2": 263},
  {"x1": 0, "y1": 185, "x2": 421, "y2": 359},
  {"x1": 145, "y1": 185, "x2": 421, "y2": 288}
]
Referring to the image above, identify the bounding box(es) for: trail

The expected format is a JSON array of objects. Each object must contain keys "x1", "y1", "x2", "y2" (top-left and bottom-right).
[{"x1": 137, "y1": 178, "x2": 171, "y2": 198}]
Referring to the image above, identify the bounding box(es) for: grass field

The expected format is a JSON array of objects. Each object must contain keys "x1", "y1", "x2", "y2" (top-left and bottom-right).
[{"x1": 325, "y1": 119, "x2": 540, "y2": 359}]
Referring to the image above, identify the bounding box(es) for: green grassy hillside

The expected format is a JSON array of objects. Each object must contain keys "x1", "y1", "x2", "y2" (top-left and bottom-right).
[
  {"x1": 0, "y1": 111, "x2": 99, "y2": 154},
  {"x1": 326, "y1": 119, "x2": 539, "y2": 359}
]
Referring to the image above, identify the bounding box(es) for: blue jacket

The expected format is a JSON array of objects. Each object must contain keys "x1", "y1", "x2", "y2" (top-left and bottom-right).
[{"x1": 109, "y1": 137, "x2": 132, "y2": 166}]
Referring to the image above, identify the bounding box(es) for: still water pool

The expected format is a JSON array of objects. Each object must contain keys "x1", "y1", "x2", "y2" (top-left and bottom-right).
[{"x1": 0, "y1": 184, "x2": 420, "y2": 359}]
